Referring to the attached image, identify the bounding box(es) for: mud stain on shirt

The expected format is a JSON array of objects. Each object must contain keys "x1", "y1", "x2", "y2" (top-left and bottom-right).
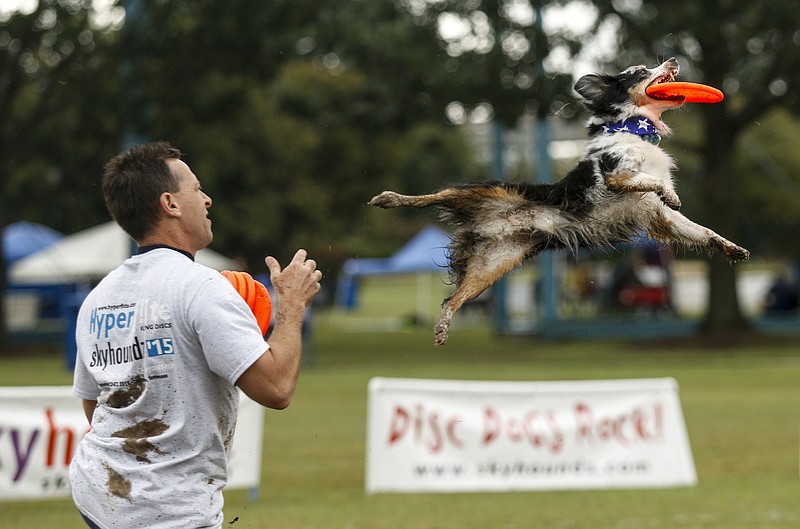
[
  {"x1": 105, "y1": 463, "x2": 132, "y2": 500},
  {"x1": 112, "y1": 418, "x2": 169, "y2": 463},
  {"x1": 106, "y1": 375, "x2": 146, "y2": 408},
  {"x1": 219, "y1": 414, "x2": 235, "y2": 452}
]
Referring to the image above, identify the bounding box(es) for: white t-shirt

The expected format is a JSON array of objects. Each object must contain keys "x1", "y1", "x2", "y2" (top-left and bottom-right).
[{"x1": 70, "y1": 247, "x2": 268, "y2": 529}]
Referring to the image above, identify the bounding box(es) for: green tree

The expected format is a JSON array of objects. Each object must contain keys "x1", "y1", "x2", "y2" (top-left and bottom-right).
[
  {"x1": 0, "y1": 0, "x2": 122, "y2": 350},
  {"x1": 114, "y1": 0, "x2": 479, "y2": 272},
  {"x1": 736, "y1": 109, "x2": 800, "y2": 256},
  {"x1": 404, "y1": 0, "x2": 579, "y2": 126}
]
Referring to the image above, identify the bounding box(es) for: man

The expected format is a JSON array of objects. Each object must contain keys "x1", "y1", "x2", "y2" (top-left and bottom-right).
[{"x1": 69, "y1": 141, "x2": 322, "y2": 528}]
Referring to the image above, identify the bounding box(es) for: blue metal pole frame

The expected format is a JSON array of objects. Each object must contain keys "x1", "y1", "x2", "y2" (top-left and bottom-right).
[
  {"x1": 535, "y1": 118, "x2": 559, "y2": 328},
  {"x1": 491, "y1": 122, "x2": 509, "y2": 333},
  {"x1": 533, "y1": 4, "x2": 559, "y2": 332}
]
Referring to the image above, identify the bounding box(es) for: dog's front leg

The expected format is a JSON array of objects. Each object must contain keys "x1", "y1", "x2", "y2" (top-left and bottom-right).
[
  {"x1": 606, "y1": 172, "x2": 681, "y2": 210},
  {"x1": 653, "y1": 208, "x2": 750, "y2": 262}
]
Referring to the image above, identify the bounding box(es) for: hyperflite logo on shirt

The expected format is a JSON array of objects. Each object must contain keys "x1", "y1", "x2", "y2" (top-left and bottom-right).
[
  {"x1": 90, "y1": 300, "x2": 173, "y2": 339},
  {"x1": 87, "y1": 300, "x2": 176, "y2": 368}
]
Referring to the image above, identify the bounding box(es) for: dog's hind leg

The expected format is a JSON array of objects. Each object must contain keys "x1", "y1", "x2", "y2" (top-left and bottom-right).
[
  {"x1": 652, "y1": 209, "x2": 750, "y2": 262},
  {"x1": 370, "y1": 190, "x2": 454, "y2": 209},
  {"x1": 370, "y1": 185, "x2": 520, "y2": 210},
  {"x1": 434, "y1": 238, "x2": 530, "y2": 346}
]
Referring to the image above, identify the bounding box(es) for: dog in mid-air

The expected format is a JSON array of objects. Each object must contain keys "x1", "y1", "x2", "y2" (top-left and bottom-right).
[{"x1": 369, "y1": 57, "x2": 750, "y2": 346}]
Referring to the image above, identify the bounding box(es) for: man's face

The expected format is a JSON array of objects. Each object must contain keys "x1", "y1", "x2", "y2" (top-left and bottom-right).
[{"x1": 166, "y1": 158, "x2": 213, "y2": 252}]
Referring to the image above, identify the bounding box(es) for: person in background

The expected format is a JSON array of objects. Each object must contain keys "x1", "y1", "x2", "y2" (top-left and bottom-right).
[{"x1": 69, "y1": 141, "x2": 322, "y2": 529}]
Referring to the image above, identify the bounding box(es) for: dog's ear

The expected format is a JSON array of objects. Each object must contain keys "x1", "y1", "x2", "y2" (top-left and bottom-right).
[{"x1": 574, "y1": 74, "x2": 610, "y2": 101}]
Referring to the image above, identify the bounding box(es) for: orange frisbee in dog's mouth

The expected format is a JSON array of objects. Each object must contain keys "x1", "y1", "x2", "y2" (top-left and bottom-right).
[{"x1": 646, "y1": 81, "x2": 724, "y2": 103}]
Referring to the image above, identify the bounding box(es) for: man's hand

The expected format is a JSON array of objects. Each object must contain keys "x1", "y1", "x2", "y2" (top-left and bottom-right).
[{"x1": 265, "y1": 249, "x2": 322, "y2": 315}]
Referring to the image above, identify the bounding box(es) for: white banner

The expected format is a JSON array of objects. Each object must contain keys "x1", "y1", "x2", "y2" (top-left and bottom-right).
[
  {"x1": 0, "y1": 386, "x2": 263, "y2": 501},
  {"x1": 366, "y1": 377, "x2": 697, "y2": 493}
]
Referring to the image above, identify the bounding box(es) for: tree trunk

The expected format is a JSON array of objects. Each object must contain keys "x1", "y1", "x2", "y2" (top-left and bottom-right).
[
  {"x1": 702, "y1": 252, "x2": 749, "y2": 332},
  {"x1": 698, "y1": 103, "x2": 750, "y2": 334}
]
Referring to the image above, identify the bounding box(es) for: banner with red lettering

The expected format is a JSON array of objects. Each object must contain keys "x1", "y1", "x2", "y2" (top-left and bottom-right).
[
  {"x1": 366, "y1": 377, "x2": 697, "y2": 492},
  {"x1": 0, "y1": 386, "x2": 263, "y2": 500}
]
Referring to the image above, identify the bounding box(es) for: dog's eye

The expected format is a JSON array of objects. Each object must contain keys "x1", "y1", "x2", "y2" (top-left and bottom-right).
[
  {"x1": 618, "y1": 67, "x2": 648, "y2": 87},
  {"x1": 620, "y1": 65, "x2": 648, "y2": 82},
  {"x1": 622, "y1": 65, "x2": 645, "y2": 74}
]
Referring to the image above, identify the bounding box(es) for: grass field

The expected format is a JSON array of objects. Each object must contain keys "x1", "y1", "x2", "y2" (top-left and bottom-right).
[{"x1": 1, "y1": 305, "x2": 799, "y2": 528}]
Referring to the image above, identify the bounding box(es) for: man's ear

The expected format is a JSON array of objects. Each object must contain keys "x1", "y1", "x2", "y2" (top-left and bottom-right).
[{"x1": 160, "y1": 192, "x2": 181, "y2": 218}]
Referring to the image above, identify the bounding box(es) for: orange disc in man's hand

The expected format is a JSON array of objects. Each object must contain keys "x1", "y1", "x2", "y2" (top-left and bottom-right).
[
  {"x1": 646, "y1": 81, "x2": 724, "y2": 103},
  {"x1": 221, "y1": 270, "x2": 272, "y2": 335}
]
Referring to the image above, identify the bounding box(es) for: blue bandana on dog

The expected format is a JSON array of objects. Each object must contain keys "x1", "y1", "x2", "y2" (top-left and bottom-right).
[{"x1": 602, "y1": 116, "x2": 661, "y2": 145}]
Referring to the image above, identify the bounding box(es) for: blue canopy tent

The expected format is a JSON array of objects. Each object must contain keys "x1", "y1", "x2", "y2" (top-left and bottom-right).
[
  {"x1": 3, "y1": 222, "x2": 66, "y2": 346},
  {"x1": 335, "y1": 225, "x2": 451, "y2": 311},
  {"x1": 2, "y1": 221, "x2": 63, "y2": 264}
]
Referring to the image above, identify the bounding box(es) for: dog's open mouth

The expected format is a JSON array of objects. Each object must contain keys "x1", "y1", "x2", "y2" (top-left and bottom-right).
[{"x1": 647, "y1": 67, "x2": 683, "y2": 100}]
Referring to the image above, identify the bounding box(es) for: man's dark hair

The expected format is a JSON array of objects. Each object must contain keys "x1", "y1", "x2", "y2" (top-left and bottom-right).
[{"x1": 103, "y1": 141, "x2": 182, "y2": 241}]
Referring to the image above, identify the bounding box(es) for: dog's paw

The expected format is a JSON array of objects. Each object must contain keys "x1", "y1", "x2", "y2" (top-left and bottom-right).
[
  {"x1": 434, "y1": 327, "x2": 449, "y2": 347},
  {"x1": 659, "y1": 190, "x2": 681, "y2": 210},
  {"x1": 433, "y1": 309, "x2": 452, "y2": 347},
  {"x1": 725, "y1": 244, "x2": 750, "y2": 263},
  {"x1": 369, "y1": 191, "x2": 402, "y2": 208}
]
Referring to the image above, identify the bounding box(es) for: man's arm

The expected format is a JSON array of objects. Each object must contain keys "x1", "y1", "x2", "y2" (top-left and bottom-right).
[{"x1": 236, "y1": 249, "x2": 321, "y2": 409}]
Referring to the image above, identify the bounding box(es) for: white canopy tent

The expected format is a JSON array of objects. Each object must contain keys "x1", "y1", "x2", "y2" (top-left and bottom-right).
[{"x1": 9, "y1": 221, "x2": 238, "y2": 285}]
